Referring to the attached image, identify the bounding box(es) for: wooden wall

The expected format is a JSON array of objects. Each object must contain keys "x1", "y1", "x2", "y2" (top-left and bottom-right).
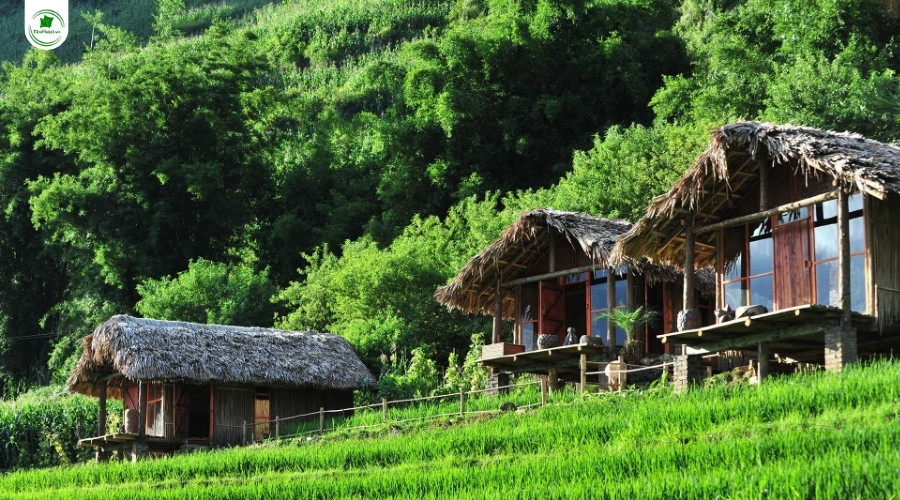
[
  {"x1": 212, "y1": 385, "x2": 255, "y2": 446},
  {"x1": 869, "y1": 192, "x2": 900, "y2": 332}
]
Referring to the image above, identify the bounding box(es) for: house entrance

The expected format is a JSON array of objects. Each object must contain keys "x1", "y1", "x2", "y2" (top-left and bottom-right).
[{"x1": 774, "y1": 211, "x2": 812, "y2": 308}]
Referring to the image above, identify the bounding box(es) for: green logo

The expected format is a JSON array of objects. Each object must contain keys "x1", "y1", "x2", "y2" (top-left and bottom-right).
[
  {"x1": 27, "y1": 9, "x2": 66, "y2": 49},
  {"x1": 39, "y1": 16, "x2": 54, "y2": 28}
]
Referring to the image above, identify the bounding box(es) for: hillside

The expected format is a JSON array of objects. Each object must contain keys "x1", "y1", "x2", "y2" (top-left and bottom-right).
[
  {"x1": 1, "y1": 360, "x2": 898, "y2": 498},
  {"x1": 0, "y1": 0, "x2": 273, "y2": 64}
]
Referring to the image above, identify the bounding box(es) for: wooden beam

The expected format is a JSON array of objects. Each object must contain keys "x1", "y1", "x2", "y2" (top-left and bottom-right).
[
  {"x1": 757, "y1": 342, "x2": 769, "y2": 381},
  {"x1": 501, "y1": 264, "x2": 599, "y2": 288},
  {"x1": 684, "y1": 323, "x2": 826, "y2": 354},
  {"x1": 492, "y1": 278, "x2": 503, "y2": 344},
  {"x1": 137, "y1": 381, "x2": 147, "y2": 441},
  {"x1": 683, "y1": 213, "x2": 696, "y2": 311},
  {"x1": 838, "y1": 188, "x2": 852, "y2": 329},
  {"x1": 607, "y1": 267, "x2": 616, "y2": 359},
  {"x1": 695, "y1": 190, "x2": 840, "y2": 236},
  {"x1": 98, "y1": 381, "x2": 107, "y2": 436}
]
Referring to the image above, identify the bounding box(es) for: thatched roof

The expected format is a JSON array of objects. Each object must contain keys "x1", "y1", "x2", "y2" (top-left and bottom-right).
[
  {"x1": 67, "y1": 315, "x2": 374, "y2": 398},
  {"x1": 612, "y1": 122, "x2": 900, "y2": 269},
  {"x1": 435, "y1": 209, "x2": 712, "y2": 318}
]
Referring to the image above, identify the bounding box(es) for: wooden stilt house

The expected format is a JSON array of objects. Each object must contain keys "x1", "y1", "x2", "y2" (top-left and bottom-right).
[
  {"x1": 67, "y1": 315, "x2": 374, "y2": 458},
  {"x1": 612, "y1": 122, "x2": 900, "y2": 387},
  {"x1": 435, "y1": 209, "x2": 711, "y2": 386}
]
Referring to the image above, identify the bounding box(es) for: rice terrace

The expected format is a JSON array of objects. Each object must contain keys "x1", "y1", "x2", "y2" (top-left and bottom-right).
[
  {"x1": 1, "y1": 360, "x2": 899, "y2": 498},
  {"x1": 1, "y1": 0, "x2": 900, "y2": 498}
]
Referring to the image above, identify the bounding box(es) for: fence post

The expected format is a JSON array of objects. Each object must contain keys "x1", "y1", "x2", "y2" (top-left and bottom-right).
[
  {"x1": 319, "y1": 407, "x2": 325, "y2": 433},
  {"x1": 541, "y1": 377, "x2": 548, "y2": 406},
  {"x1": 459, "y1": 388, "x2": 466, "y2": 417},
  {"x1": 580, "y1": 353, "x2": 588, "y2": 393},
  {"x1": 382, "y1": 398, "x2": 388, "y2": 423},
  {"x1": 275, "y1": 416, "x2": 280, "y2": 439},
  {"x1": 242, "y1": 420, "x2": 246, "y2": 445}
]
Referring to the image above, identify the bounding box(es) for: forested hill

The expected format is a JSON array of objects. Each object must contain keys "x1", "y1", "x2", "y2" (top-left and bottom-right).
[{"x1": 0, "y1": 0, "x2": 897, "y2": 396}]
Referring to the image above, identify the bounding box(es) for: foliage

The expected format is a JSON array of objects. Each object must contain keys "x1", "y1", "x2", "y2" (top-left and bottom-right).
[
  {"x1": 442, "y1": 332, "x2": 489, "y2": 392},
  {"x1": 376, "y1": 346, "x2": 440, "y2": 400},
  {"x1": 135, "y1": 258, "x2": 279, "y2": 326},
  {"x1": 600, "y1": 305, "x2": 658, "y2": 343},
  {"x1": 0, "y1": 386, "x2": 120, "y2": 470},
  {"x1": 1, "y1": 360, "x2": 899, "y2": 497}
]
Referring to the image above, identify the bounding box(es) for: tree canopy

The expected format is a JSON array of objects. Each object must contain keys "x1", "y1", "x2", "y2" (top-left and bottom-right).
[{"x1": 0, "y1": 0, "x2": 896, "y2": 393}]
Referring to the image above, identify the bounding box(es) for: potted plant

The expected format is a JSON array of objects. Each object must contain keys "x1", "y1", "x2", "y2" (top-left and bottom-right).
[{"x1": 601, "y1": 306, "x2": 658, "y2": 364}]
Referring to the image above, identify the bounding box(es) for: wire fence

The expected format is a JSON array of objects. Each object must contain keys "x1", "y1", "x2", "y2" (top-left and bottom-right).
[{"x1": 239, "y1": 362, "x2": 675, "y2": 445}]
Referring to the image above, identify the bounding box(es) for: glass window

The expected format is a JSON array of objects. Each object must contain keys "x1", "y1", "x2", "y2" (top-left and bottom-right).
[
  {"x1": 564, "y1": 272, "x2": 587, "y2": 284},
  {"x1": 851, "y1": 255, "x2": 866, "y2": 312},
  {"x1": 815, "y1": 260, "x2": 840, "y2": 307},
  {"x1": 749, "y1": 275, "x2": 773, "y2": 311},
  {"x1": 815, "y1": 222, "x2": 839, "y2": 261},
  {"x1": 749, "y1": 237, "x2": 773, "y2": 276},
  {"x1": 724, "y1": 280, "x2": 747, "y2": 309},
  {"x1": 518, "y1": 283, "x2": 539, "y2": 351},
  {"x1": 145, "y1": 383, "x2": 164, "y2": 437},
  {"x1": 724, "y1": 253, "x2": 743, "y2": 281},
  {"x1": 589, "y1": 272, "x2": 628, "y2": 344}
]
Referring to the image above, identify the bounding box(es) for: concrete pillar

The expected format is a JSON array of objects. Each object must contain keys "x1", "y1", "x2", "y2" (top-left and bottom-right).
[
  {"x1": 674, "y1": 354, "x2": 705, "y2": 392},
  {"x1": 825, "y1": 326, "x2": 858, "y2": 373},
  {"x1": 130, "y1": 442, "x2": 149, "y2": 463}
]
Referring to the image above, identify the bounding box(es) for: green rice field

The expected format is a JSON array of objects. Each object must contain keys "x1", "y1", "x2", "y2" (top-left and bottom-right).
[{"x1": 1, "y1": 360, "x2": 898, "y2": 499}]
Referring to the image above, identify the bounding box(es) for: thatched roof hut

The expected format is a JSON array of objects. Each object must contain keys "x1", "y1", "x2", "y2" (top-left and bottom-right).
[
  {"x1": 612, "y1": 121, "x2": 900, "y2": 269},
  {"x1": 435, "y1": 209, "x2": 712, "y2": 319},
  {"x1": 67, "y1": 315, "x2": 374, "y2": 399}
]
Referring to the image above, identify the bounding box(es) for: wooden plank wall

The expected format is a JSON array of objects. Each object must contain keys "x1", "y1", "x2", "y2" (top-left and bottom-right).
[
  {"x1": 869, "y1": 193, "x2": 900, "y2": 332},
  {"x1": 213, "y1": 386, "x2": 254, "y2": 446}
]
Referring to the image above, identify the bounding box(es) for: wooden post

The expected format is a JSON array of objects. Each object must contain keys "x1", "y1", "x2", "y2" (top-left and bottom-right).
[
  {"x1": 275, "y1": 416, "x2": 280, "y2": 439},
  {"x1": 838, "y1": 188, "x2": 852, "y2": 328},
  {"x1": 493, "y1": 279, "x2": 503, "y2": 344},
  {"x1": 318, "y1": 407, "x2": 325, "y2": 433},
  {"x1": 540, "y1": 377, "x2": 548, "y2": 406},
  {"x1": 382, "y1": 398, "x2": 388, "y2": 423},
  {"x1": 242, "y1": 420, "x2": 247, "y2": 445},
  {"x1": 548, "y1": 367, "x2": 559, "y2": 393},
  {"x1": 683, "y1": 213, "x2": 696, "y2": 312},
  {"x1": 579, "y1": 353, "x2": 587, "y2": 393},
  {"x1": 607, "y1": 267, "x2": 616, "y2": 359},
  {"x1": 459, "y1": 388, "x2": 466, "y2": 417},
  {"x1": 98, "y1": 380, "x2": 107, "y2": 436},
  {"x1": 759, "y1": 162, "x2": 769, "y2": 211},
  {"x1": 757, "y1": 342, "x2": 769, "y2": 382},
  {"x1": 137, "y1": 381, "x2": 147, "y2": 441}
]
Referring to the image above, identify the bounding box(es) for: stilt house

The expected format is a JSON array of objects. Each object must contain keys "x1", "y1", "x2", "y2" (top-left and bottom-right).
[
  {"x1": 435, "y1": 209, "x2": 711, "y2": 386},
  {"x1": 68, "y1": 315, "x2": 374, "y2": 456},
  {"x1": 612, "y1": 122, "x2": 900, "y2": 388}
]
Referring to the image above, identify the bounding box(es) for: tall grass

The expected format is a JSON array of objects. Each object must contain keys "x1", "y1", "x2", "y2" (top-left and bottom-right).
[{"x1": 1, "y1": 359, "x2": 898, "y2": 498}]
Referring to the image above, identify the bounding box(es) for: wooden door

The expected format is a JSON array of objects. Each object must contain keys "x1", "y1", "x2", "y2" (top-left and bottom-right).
[
  {"x1": 539, "y1": 281, "x2": 566, "y2": 341},
  {"x1": 774, "y1": 217, "x2": 812, "y2": 308}
]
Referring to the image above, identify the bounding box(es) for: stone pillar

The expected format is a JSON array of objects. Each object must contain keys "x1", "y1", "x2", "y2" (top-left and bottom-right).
[
  {"x1": 674, "y1": 354, "x2": 705, "y2": 392},
  {"x1": 825, "y1": 325, "x2": 858, "y2": 373},
  {"x1": 486, "y1": 373, "x2": 510, "y2": 396},
  {"x1": 130, "y1": 442, "x2": 149, "y2": 463}
]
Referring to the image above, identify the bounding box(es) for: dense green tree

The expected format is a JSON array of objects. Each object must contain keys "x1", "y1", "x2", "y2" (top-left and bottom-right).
[{"x1": 135, "y1": 258, "x2": 278, "y2": 326}]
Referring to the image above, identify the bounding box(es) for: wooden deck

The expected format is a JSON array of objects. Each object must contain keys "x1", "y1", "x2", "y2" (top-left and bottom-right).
[
  {"x1": 78, "y1": 433, "x2": 138, "y2": 448},
  {"x1": 479, "y1": 343, "x2": 608, "y2": 379},
  {"x1": 659, "y1": 304, "x2": 876, "y2": 363}
]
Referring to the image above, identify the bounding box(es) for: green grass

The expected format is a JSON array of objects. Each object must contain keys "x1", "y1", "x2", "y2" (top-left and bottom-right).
[{"x1": 1, "y1": 360, "x2": 898, "y2": 498}]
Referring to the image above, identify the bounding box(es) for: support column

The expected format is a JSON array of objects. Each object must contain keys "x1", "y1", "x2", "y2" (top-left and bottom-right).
[
  {"x1": 828, "y1": 188, "x2": 858, "y2": 372},
  {"x1": 548, "y1": 367, "x2": 559, "y2": 393},
  {"x1": 607, "y1": 267, "x2": 616, "y2": 359},
  {"x1": 579, "y1": 353, "x2": 587, "y2": 393},
  {"x1": 825, "y1": 325, "x2": 858, "y2": 372},
  {"x1": 98, "y1": 380, "x2": 108, "y2": 436},
  {"x1": 95, "y1": 380, "x2": 109, "y2": 462},
  {"x1": 674, "y1": 354, "x2": 705, "y2": 393},
  {"x1": 137, "y1": 381, "x2": 147, "y2": 442},
  {"x1": 757, "y1": 342, "x2": 769, "y2": 382},
  {"x1": 678, "y1": 213, "x2": 702, "y2": 331},
  {"x1": 492, "y1": 279, "x2": 503, "y2": 344}
]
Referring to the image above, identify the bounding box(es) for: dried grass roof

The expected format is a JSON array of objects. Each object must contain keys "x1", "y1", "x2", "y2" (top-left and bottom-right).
[
  {"x1": 67, "y1": 315, "x2": 374, "y2": 398},
  {"x1": 612, "y1": 122, "x2": 900, "y2": 269},
  {"x1": 435, "y1": 209, "x2": 712, "y2": 318}
]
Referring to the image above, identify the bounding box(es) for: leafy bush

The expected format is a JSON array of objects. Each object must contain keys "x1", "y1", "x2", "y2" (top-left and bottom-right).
[{"x1": 0, "y1": 386, "x2": 118, "y2": 470}]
